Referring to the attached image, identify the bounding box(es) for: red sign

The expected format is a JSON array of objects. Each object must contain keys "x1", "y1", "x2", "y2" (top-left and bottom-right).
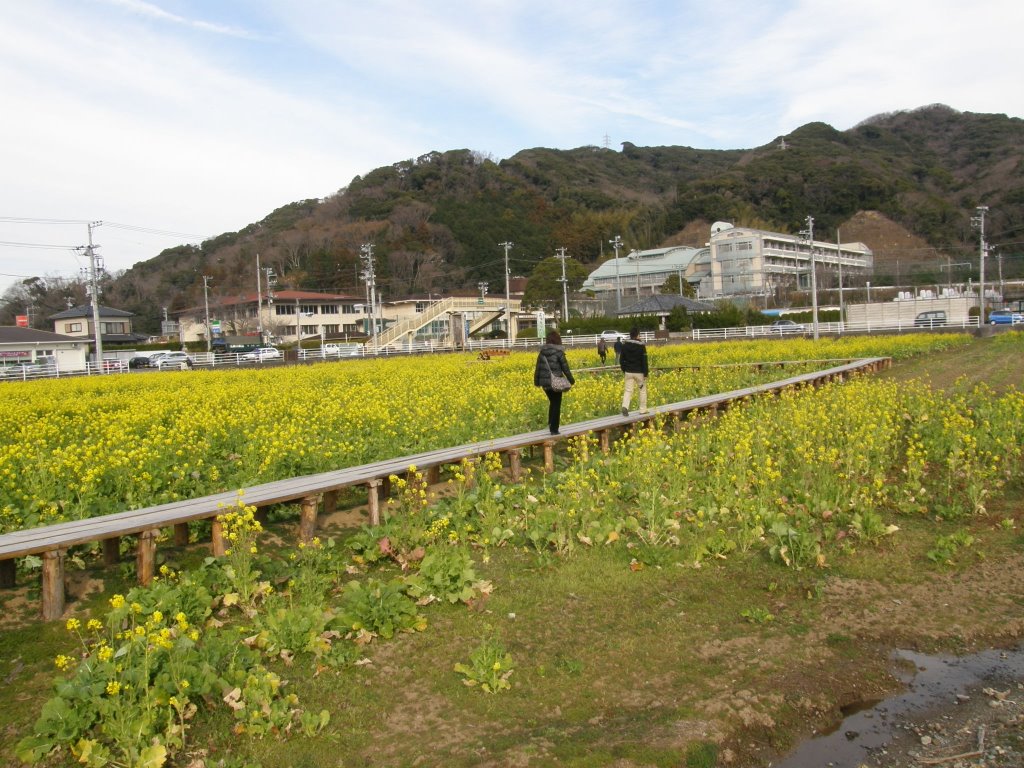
[{"x1": 15, "y1": 315, "x2": 29, "y2": 327}]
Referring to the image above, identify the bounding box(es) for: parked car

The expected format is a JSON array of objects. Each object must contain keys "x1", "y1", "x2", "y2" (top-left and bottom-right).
[
  {"x1": 769, "y1": 319, "x2": 804, "y2": 334},
  {"x1": 242, "y1": 347, "x2": 282, "y2": 362},
  {"x1": 914, "y1": 311, "x2": 947, "y2": 327},
  {"x1": 988, "y1": 309, "x2": 1024, "y2": 325},
  {"x1": 0, "y1": 362, "x2": 51, "y2": 380},
  {"x1": 599, "y1": 330, "x2": 628, "y2": 342},
  {"x1": 322, "y1": 343, "x2": 362, "y2": 358},
  {"x1": 155, "y1": 352, "x2": 194, "y2": 370}
]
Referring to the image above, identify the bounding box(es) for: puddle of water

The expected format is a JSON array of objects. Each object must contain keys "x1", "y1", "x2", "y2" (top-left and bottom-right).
[{"x1": 771, "y1": 645, "x2": 1024, "y2": 767}]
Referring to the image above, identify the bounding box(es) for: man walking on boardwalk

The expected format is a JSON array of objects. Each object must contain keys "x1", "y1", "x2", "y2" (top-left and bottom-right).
[{"x1": 619, "y1": 327, "x2": 648, "y2": 416}]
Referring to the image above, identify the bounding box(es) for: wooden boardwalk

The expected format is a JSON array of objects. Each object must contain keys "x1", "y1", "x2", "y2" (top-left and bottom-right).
[{"x1": 0, "y1": 357, "x2": 889, "y2": 619}]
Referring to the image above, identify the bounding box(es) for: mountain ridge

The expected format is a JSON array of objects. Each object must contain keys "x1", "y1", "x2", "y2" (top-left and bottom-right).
[{"x1": 3, "y1": 104, "x2": 1022, "y2": 333}]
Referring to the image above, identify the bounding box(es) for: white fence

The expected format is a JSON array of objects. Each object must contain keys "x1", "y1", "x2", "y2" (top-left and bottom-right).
[{"x1": 0, "y1": 318, "x2": 984, "y2": 383}]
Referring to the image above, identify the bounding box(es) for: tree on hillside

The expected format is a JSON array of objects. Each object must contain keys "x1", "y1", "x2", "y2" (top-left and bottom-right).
[
  {"x1": 660, "y1": 274, "x2": 696, "y2": 298},
  {"x1": 522, "y1": 256, "x2": 590, "y2": 310}
]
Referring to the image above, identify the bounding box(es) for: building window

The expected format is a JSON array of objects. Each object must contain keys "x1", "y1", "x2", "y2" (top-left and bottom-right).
[
  {"x1": 247, "y1": 307, "x2": 258, "y2": 318},
  {"x1": 737, "y1": 242, "x2": 753, "y2": 251},
  {"x1": 342, "y1": 304, "x2": 357, "y2": 314},
  {"x1": 101, "y1": 322, "x2": 127, "y2": 334},
  {"x1": 275, "y1": 305, "x2": 295, "y2": 316},
  {"x1": 320, "y1": 304, "x2": 339, "y2": 315},
  {"x1": 65, "y1": 322, "x2": 82, "y2": 333},
  {"x1": 300, "y1": 304, "x2": 318, "y2": 315},
  {"x1": 322, "y1": 324, "x2": 339, "y2": 335}
]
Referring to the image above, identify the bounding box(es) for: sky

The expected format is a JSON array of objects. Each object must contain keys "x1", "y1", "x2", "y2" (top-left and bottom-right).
[{"x1": 2, "y1": 0, "x2": 1022, "y2": 299}]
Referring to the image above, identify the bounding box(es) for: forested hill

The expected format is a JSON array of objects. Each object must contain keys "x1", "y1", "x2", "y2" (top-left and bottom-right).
[{"x1": 5, "y1": 104, "x2": 1023, "y2": 333}]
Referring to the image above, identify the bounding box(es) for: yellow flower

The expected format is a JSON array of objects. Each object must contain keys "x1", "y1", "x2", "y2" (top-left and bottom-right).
[
  {"x1": 97, "y1": 645, "x2": 113, "y2": 662},
  {"x1": 180, "y1": 679, "x2": 190, "y2": 689},
  {"x1": 109, "y1": 594, "x2": 125, "y2": 609},
  {"x1": 54, "y1": 654, "x2": 73, "y2": 670},
  {"x1": 65, "y1": 618, "x2": 80, "y2": 632},
  {"x1": 105, "y1": 680, "x2": 121, "y2": 696},
  {"x1": 87, "y1": 618, "x2": 103, "y2": 632}
]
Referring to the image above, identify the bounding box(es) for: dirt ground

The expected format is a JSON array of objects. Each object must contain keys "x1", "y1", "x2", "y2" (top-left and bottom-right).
[{"x1": 751, "y1": 552, "x2": 1024, "y2": 768}]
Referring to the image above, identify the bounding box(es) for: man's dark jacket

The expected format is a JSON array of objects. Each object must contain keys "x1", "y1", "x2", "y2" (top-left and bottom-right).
[{"x1": 619, "y1": 339, "x2": 648, "y2": 376}]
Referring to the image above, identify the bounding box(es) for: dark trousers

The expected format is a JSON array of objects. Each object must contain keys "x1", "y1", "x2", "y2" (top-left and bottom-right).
[{"x1": 544, "y1": 388, "x2": 562, "y2": 433}]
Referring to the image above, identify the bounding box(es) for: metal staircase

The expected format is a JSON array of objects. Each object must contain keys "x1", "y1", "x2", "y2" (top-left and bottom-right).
[{"x1": 371, "y1": 297, "x2": 522, "y2": 349}]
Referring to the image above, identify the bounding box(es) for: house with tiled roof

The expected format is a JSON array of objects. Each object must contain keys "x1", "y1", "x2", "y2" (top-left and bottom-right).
[{"x1": 48, "y1": 305, "x2": 149, "y2": 345}]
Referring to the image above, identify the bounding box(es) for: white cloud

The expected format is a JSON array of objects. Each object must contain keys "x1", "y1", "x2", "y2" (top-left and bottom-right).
[{"x1": 2, "y1": 0, "x2": 1022, "y2": 296}]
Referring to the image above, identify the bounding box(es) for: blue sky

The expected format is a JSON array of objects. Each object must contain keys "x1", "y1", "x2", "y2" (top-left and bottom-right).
[{"x1": 2, "y1": 0, "x2": 1022, "y2": 298}]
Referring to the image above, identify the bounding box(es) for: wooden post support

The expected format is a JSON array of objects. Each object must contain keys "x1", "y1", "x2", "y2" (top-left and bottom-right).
[
  {"x1": 507, "y1": 449, "x2": 522, "y2": 481},
  {"x1": 173, "y1": 523, "x2": 189, "y2": 547},
  {"x1": 102, "y1": 537, "x2": 121, "y2": 565},
  {"x1": 0, "y1": 558, "x2": 15, "y2": 589},
  {"x1": 211, "y1": 518, "x2": 226, "y2": 557},
  {"x1": 670, "y1": 412, "x2": 681, "y2": 431},
  {"x1": 254, "y1": 508, "x2": 269, "y2": 526},
  {"x1": 381, "y1": 476, "x2": 392, "y2": 500},
  {"x1": 599, "y1": 430, "x2": 611, "y2": 454},
  {"x1": 136, "y1": 530, "x2": 157, "y2": 586},
  {"x1": 299, "y1": 494, "x2": 318, "y2": 543},
  {"x1": 367, "y1": 479, "x2": 383, "y2": 526},
  {"x1": 427, "y1": 466, "x2": 440, "y2": 484},
  {"x1": 323, "y1": 489, "x2": 338, "y2": 516},
  {"x1": 41, "y1": 549, "x2": 66, "y2": 621},
  {"x1": 543, "y1": 440, "x2": 555, "y2": 473}
]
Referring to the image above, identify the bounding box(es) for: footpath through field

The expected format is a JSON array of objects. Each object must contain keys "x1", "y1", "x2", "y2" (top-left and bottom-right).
[{"x1": 0, "y1": 356, "x2": 889, "y2": 620}]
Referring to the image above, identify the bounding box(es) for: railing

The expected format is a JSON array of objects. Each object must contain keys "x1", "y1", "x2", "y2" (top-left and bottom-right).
[
  {"x1": 692, "y1": 316, "x2": 980, "y2": 341},
  {"x1": 0, "y1": 357, "x2": 891, "y2": 620},
  {"x1": 371, "y1": 296, "x2": 523, "y2": 350}
]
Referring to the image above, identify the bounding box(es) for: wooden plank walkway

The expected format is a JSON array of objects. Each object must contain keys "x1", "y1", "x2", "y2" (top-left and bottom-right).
[{"x1": 0, "y1": 357, "x2": 889, "y2": 619}]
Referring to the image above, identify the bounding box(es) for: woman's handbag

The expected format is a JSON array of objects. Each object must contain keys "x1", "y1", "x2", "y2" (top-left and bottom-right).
[{"x1": 543, "y1": 355, "x2": 572, "y2": 392}]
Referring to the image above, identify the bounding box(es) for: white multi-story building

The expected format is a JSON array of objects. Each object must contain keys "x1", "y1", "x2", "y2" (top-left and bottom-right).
[
  {"x1": 582, "y1": 222, "x2": 873, "y2": 303},
  {"x1": 707, "y1": 221, "x2": 872, "y2": 299}
]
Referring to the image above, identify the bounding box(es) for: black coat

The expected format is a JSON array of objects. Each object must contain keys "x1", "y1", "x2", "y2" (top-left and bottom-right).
[
  {"x1": 534, "y1": 344, "x2": 575, "y2": 389},
  {"x1": 618, "y1": 338, "x2": 648, "y2": 375}
]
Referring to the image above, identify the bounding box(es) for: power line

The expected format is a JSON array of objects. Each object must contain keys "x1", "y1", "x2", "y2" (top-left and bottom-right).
[{"x1": 0, "y1": 240, "x2": 80, "y2": 250}]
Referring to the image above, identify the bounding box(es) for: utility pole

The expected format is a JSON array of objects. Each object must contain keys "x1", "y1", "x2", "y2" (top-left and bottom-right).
[
  {"x1": 632, "y1": 249, "x2": 641, "y2": 296},
  {"x1": 972, "y1": 205, "x2": 989, "y2": 321},
  {"x1": 202, "y1": 275, "x2": 213, "y2": 352},
  {"x1": 477, "y1": 281, "x2": 488, "y2": 302},
  {"x1": 609, "y1": 235, "x2": 623, "y2": 312},
  {"x1": 360, "y1": 243, "x2": 378, "y2": 348},
  {"x1": 836, "y1": 229, "x2": 845, "y2": 323},
  {"x1": 499, "y1": 241, "x2": 513, "y2": 340},
  {"x1": 555, "y1": 247, "x2": 569, "y2": 323},
  {"x1": 82, "y1": 221, "x2": 105, "y2": 369},
  {"x1": 256, "y1": 253, "x2": 264, "y2": 343},
  {"x1": 800, "y1": 216, "x2": 820, "y2": 340}
]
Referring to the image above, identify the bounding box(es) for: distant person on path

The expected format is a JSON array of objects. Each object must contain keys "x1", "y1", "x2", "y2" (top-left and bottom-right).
[
  {"x1": 613, "y1": 336, "x2": 623, "y2": 363},
  {"x1": 534, "y1": 330, "x2": 575, "y2": 435},
  {"x1": 619, "y1": 327, "x2": 648, "y2": 416},
  {"x1": 597, "y1": 337, "x2": 608, "y2": 365}
]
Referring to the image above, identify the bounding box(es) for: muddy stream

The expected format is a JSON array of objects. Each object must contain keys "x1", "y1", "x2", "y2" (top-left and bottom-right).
[{"x1": 772, "y1": 646, "x2": 1024, "y2": 767}]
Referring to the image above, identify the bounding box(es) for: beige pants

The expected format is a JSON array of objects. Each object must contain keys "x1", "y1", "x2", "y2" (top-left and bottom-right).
[{"x1": 622, "y1": 372, "x2": 647, "y2": 412}]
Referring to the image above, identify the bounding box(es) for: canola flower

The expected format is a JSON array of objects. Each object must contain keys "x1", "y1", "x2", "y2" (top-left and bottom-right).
[{"x1": 0, "y1": 333, "x2": 974, "y2": 534}]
